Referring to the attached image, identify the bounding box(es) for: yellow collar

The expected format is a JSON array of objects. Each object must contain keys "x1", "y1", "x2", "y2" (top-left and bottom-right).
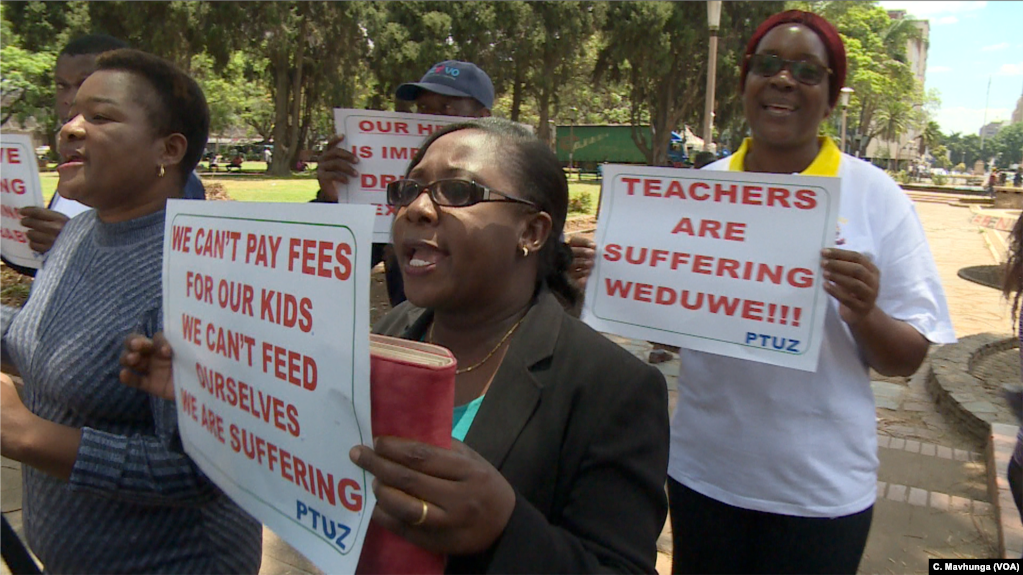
[{"x1": 728, "y1": 137, "x2": 842, "y2": 176}]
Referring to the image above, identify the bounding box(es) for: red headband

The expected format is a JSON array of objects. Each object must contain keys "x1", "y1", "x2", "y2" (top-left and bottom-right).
[{"x1": 739, "y1": 10, "x2": 847, "y2": 109}]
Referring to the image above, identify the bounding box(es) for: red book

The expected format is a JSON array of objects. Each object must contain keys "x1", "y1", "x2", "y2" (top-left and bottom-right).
[{"x1": 356, "y1": 335, "x2": 456, "y2": 575}]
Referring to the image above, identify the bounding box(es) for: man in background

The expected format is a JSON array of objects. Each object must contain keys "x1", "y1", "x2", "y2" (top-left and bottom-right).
[{"x1": 313, "y1": 60, "x2": 493, "y2": 306}]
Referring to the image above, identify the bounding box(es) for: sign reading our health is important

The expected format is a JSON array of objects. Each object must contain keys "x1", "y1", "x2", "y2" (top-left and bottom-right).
[
  {"x1": 333, "y1": 108, "x2": 461, "y2": 242},
  {"x1": 582, "y1": 165, "x2": 841, "y2": 372},
  {"x1": 163, "y1": 200, "x2": 375, "y2": 571},
  {"x1": 0, "y1": 134, "x2": 45, "y2": 269}
]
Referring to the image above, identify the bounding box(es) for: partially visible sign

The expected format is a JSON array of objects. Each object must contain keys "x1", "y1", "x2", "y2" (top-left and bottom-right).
[
  {"x1": 333, "y1": 109, "x2": 461, "y2": 243},
  {"x1": 1, "y1": 135, "x2": 45, "y2": 268}
]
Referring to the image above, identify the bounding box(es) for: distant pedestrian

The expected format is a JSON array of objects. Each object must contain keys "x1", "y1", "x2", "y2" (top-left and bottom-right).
[
  {"x1": 1014, "y1": 168, "x2": 1021, "y2": 187},
  {"x1": 988, "y1": 169, "x2": 999, "y2": 197},
  {"x1": 263, "y1": 146, "x2": 272, "y2": 167}
]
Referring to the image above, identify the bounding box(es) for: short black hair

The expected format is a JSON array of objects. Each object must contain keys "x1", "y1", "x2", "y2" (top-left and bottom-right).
[
  {"x1": 405, "y1": 118, "x2": 580, "y2": 309},
  {"x1": 59, "y1": 34, "x2": 129, "y2": 57},
  {"x1": 94, "y1": 49, "x2": 209, "y2": 178}
]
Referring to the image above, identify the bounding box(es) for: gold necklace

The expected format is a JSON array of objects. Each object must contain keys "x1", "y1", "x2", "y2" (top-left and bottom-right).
[{"x1": 430, "y1": 315, "x2": 527, "y2": 375}]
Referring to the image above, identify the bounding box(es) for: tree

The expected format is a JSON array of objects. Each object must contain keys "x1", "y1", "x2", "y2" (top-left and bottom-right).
[
  {"x1": 798, "y1": 2, "x2": 923, "y2": 158},
  {"x1": 874, "y1": 97, "x2": 912, "y2": 168},
  {"x1": 929, "y1": 144, "x2": 951, "y2": 170},
  {"x1": 220, "y1": 1, "x2": 369, "y2": 175},
  {"x1": 596, "y1": 1, "x2": 781, "y2": 166},
  {"x1": 0, "y1": 43, "x2": 52, "y2": 126},
  {"x1": 989, "y1": 122, "x2": 1023, "y2": 168}
]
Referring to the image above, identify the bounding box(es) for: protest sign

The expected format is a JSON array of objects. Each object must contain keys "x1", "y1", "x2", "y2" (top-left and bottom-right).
[
  {"x1": 333, "y1": 109, "x2": 460, "y2": 243},
  {"x1": 582, "y1": 165, "x2": 841, "y2": 372},
  {"x1": 0, "y1": 135, "x2": 45, "y2": 269},
  {"x1": 163, "y1": 200, "x2": 375, "y2": 571}
]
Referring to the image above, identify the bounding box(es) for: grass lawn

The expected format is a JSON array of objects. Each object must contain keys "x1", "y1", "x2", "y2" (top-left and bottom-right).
[{"x1": 36, "y1": 169, "x2": 602, "y2": 215}]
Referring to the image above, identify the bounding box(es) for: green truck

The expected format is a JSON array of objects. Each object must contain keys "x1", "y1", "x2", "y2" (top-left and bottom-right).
[{"x1": 554, "y1": 124, "x2": 688, "y2": 168}]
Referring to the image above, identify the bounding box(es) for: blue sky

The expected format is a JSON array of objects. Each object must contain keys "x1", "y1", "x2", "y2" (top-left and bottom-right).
[{"x1": 878, "y1": 0, "x2": 1022, "y2": 137}]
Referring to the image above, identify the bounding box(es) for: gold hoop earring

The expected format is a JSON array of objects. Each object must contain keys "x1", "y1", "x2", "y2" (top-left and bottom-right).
[
  {"x1": 521, "y1": 246, "x2": 529, "y2": 258},
  {"x1": 158, "y1": 165, "x2": 165, "y2": 178}
]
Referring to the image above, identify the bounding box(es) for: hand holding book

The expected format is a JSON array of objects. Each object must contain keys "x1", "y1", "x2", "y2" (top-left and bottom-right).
[{"x1": 349, "y1": 436, "x2": 516, "y2": 555}]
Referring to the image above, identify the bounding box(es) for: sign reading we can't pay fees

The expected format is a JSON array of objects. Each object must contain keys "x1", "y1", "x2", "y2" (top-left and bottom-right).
[
  {"x1": 582, "y1": 165, "x2": 841, "y2": 372},
  {"x1": 163, "y1": 200, "x2": 375, "y2": 571},
  {"x1": 0, "y1": 134, "x2": 45, "y2": 269},
  {"x1": 333, "y1": 109, "x2": 460, "y2": 243}
]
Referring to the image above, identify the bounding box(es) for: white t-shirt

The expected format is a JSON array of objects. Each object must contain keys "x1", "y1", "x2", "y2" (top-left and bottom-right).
[{"x1": 668, "y1": 151, "x2": 956, "y2": 518}]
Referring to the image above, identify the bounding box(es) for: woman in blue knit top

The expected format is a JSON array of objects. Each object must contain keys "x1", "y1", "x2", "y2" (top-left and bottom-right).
[{"x1": 0, "y1": 50, "x2": 261, "y2": 573}]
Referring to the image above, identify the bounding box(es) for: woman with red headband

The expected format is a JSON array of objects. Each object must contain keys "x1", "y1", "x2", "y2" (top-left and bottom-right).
[{"x1": 667, "y1": 11, "x2": 954, "y2": 574}]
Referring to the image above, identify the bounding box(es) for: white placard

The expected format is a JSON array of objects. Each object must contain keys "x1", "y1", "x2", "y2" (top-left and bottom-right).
[
  {"x1": 50, "y1": 194, "x2": 92, "y2": 219},
  {"x1": 0, "y1": 135, "x2": 45, "y2": 269},
  {"x1": 163, "y1": 200, "x2": 375, "y2": 571},
  {"x1": 333, "y1": 109, "x2": 461, "y2": 243},
  {"x1": 582, "y1": 165, "x2": 841, "y2": 372}
]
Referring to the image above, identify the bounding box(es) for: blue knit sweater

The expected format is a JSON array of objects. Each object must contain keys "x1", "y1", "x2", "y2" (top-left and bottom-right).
[{"x1": 2, "y1": 209, "x2": 262, "y2": 573}]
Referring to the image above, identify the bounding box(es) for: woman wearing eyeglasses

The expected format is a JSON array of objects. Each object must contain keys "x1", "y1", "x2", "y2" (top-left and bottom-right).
[
  {"x1": 353, "y1": 117, "x2": 669, "y2": 572},
  {"x1": 123, "y1": 117, "x2": 669, "y2": 572},
  {"x1": 666, "y1": 11, "x2": 954, "y2": 574}
]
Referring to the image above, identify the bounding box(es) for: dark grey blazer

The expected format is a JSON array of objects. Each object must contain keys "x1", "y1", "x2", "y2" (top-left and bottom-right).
[{"x1": 373, "y1": 289, "x2": 669, "y2": 574}]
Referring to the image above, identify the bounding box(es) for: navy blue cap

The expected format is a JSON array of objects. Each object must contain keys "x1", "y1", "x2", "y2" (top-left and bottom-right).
[{"x1": 395, "y1": 60, "x2": 494, "y2": 110}]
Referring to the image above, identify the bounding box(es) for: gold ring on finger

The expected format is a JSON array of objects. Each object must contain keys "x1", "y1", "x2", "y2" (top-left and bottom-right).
[{"x1": 410, "y1": 499, "x2": 428, "y2": 527}]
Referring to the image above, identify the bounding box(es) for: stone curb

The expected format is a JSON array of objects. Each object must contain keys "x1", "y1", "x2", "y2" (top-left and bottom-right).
[
  {"x1": 926, "y1": 333, "x2": 1017, "y2": 442},
  {"x1": 927, "y1": 333, "x2": 1021, "y2": 559},
  {"x1": 989, "y1": 423, "x2": 1023, "y2": 558}
]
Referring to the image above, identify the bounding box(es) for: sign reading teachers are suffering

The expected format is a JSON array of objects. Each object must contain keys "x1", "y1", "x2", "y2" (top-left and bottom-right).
[
  {"x1": 0, "y1": 134, "x2": 45, "y2": 269},
  {"x1": 582, "y1": 165, "x2": 841, "y2": 372},
  {"x1": 333, "y1": 108, "x2": 460, "y2": 242},
  {"x1": 163, "y1": 200, "x2": 375, "y2": 571}
]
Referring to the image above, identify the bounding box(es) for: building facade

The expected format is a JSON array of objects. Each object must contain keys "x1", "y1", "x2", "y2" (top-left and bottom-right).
[{"x1": 864, "y1": 11, "x2": 929, "y2": 169}]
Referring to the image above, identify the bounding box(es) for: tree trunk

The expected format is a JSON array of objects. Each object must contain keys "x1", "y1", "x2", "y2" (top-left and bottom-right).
[
  {"x1": 286, "y1": 16, "x2": 308, "y2": 170},
  {"x1": 269, "y1": 51, "x2": 292, "y2": 176},
  {"x1": 510, "y1": 63, "x2": 524, "y2": 122},
  {"x1": 536, "y1": 86, "x2": 551, "y2": 147}
]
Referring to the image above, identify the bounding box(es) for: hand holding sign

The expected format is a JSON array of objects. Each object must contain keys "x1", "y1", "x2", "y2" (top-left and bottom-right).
[
  {"x1": 119, "y1": 333, "x2": 175, "y2": 401},
  {"x1": 567, "y1": 235, "x2": 596, "y2": 289},
  {"x1": 350, "y1": 437, "x2": 516, "y2": 555},
  {"x1": 316, "y1": 133, "x2": 361, "y2": 202},
  {"x1": 820, "y1": 248, "x2": 880, "y2": 326},
  {"x1": 20, "y1": 206, "x2": 70, "y2": 254}
]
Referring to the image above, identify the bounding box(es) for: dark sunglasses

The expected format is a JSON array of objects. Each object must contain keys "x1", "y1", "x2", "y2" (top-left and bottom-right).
[
  {"x1": 385, "y1": 178, "x2": 539, "y2": 209},
  {"x1": 747, "y1": 53, "x2": 832, "y2": 86}
]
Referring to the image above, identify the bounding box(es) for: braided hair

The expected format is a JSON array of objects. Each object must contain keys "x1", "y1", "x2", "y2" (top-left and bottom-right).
[{"x1": 403, "y1": 118, "x2": 580, "y2": 310}]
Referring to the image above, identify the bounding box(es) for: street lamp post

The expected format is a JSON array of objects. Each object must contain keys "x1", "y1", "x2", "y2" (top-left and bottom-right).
[
  {"x1": 702, "y1": 1, "x2": 722, "y2": 152},
  {"x1": 839, "y1": 86, "x2": 854, "y2": 153}
]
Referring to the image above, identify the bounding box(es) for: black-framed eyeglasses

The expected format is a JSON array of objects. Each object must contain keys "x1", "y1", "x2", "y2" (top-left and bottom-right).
[
  {"x1": 385, "y1": 178, "x2": 539, "y2": 209},
  {"x1": 747, "y1": 53, "x2": 832, "y2": 86}
]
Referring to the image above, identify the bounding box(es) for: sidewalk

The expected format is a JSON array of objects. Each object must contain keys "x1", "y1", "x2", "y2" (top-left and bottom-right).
[{"x1": 1, "y1": 199, "x2": 1018, "y2": 575}]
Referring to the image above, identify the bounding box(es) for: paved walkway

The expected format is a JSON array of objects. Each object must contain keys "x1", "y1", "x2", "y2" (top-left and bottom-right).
[{"x1": 1, "y1": 199, "x2": 1018, "y2": 575}]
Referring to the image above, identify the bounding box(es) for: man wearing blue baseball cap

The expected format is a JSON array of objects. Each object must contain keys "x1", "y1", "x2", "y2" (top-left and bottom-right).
[{"x1": 313, "y1": 60, "x2": 495, "y2": 307}]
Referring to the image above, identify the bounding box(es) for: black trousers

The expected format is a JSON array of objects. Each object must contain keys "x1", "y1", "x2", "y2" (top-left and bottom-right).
[
  {"x1": 371, "y1": 243, "x2": 406, "y2": 307},
  {"x1": 1006, "y1": 454, "x2": 1023, "y2": 556},
  {"x1": 668, "y1": 478, "x2": 873, "y2": 575}
]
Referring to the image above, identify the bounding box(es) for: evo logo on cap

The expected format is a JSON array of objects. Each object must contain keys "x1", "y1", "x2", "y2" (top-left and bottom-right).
[{"x1": 433, "y1": 65, "x2": 460, "y2": 77}]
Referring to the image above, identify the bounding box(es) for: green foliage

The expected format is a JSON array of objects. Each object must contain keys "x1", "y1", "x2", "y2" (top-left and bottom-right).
[
  {"x1": 930, "y1": 144, "x2": 951, "y2": 170},
  {"x1": 944, "y1": 132, "x2": 983, "y2": 169},
  {"x1": 931, "y1": 173, "x2": 948, "y2": 186},
  {"x1": 595, "y1": 1, "x2": 781, "y2": 165},
  {"x1": 0, "y1": 29, "x2": 55, "y2": 126},
  {"x1": 988, "y1": 122, "x2": 1023, "y2": 168},
  {"x1": 568, "y1": 190, "x2": 594, "y2": 214},
  {"x1": 0, "y1": 0, "x2": 940, "y2": 171}
]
